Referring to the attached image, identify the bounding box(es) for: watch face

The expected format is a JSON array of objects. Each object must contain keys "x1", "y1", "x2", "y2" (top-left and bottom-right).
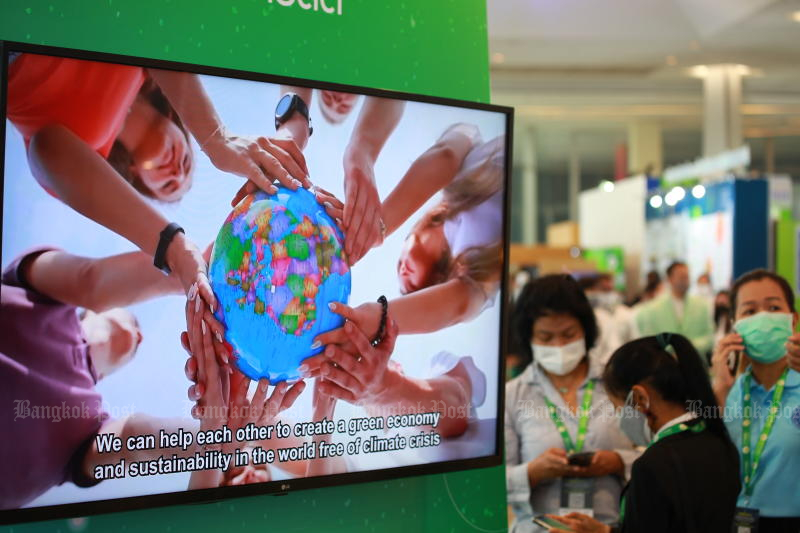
[{"x1": 276, "y1": 94, "x2": 293, "y2": 118}]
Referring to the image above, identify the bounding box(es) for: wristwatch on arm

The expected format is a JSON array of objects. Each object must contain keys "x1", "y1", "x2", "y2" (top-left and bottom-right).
[
  {"x1": 275, "y1": 92, "x2": 313, "y2": 136},
  {"x1": 153, "y1": 222, "x2": 185, "y2": 275}
]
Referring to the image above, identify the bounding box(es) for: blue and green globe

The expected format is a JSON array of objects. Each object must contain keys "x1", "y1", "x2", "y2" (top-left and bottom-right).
[{"x1": 209, "y1": 187, "x2": 351, "y2": 383}]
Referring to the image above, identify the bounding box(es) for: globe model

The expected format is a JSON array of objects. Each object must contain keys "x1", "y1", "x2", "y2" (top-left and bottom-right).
[{"x1": 209, "y1": 187, "x2": 351, "y2": 383}]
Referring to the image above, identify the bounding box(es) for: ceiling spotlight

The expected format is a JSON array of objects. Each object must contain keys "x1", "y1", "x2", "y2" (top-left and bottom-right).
[
  {"x1": 692, "y1": 184, "x2": 706, "y2": 199},
  {"x1": 671, "y1": 186, "x2": 686, "y2": 202},
  {"x1": 601, "y1": 180, "x2": 615, "y2": 193},
  {"x1": 689, "y1": 65, "x2": 709, "y2": 78},
  {"x1": 649, "y1": 195, "x2": 663, "y2": 209},
  {"x1": 665, "y1": 193, "x2": 678, "y2": 207}
]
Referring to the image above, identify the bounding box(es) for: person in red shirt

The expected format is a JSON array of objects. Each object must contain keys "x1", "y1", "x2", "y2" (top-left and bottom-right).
[{"x1": 6, "y1": 52, "x2": 311, "y2": 387}]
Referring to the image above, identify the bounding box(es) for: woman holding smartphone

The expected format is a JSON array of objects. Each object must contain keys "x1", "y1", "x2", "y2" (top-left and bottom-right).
[
  {"x1": 505, "y1": 275, "x2": 638, "y2": 533},
  {"x1": 546, "y1": 333, "x2": 741, "y2": 533},
  {"x1": 710, "y1": 269, "x2": 800, "y2": 533}
]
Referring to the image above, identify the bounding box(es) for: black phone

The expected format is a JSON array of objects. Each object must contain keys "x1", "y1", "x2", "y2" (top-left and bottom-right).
[
  {"x1": 567, "y1": 451, "x2": 595, "y2": 467},
  {"x1": 532, "y1": 515, "x2": 572, "y2": 530}
]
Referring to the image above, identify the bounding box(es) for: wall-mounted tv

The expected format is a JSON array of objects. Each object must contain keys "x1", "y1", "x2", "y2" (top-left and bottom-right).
[{"x1": 0, "y1": 41, "x2": 512, "y2": 524}]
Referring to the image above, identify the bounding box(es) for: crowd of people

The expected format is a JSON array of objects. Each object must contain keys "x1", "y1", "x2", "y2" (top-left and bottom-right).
[{"x1": 505, "y1": 265, "x2": 800, "y2": 533}]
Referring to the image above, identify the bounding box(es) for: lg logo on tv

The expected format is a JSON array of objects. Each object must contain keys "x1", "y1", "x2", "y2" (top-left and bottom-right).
[{"x1": 267, "y1": 0, "x2": 343, "y2": 15}]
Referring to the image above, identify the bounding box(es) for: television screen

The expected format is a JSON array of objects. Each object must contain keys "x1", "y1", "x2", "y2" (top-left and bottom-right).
[{"x1": 0, "y1": 41, "x2": 512, "y2": 523}]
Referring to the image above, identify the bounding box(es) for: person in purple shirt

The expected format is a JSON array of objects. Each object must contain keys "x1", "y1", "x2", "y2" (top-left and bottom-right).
[{"x1": 0, "y1": 247, "x2": 305, "y2": 508}]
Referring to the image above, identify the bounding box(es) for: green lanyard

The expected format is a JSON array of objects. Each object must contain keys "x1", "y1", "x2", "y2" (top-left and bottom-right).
[
  {"x1": 543, "y1": 380, "x2": 595, "y2": 454},
  {"x1": 619, "y1": 418, "x2": 706, "y2": 523},
  {"x1": 741, "y1": 367, "x2": 789, "y2": 498}
]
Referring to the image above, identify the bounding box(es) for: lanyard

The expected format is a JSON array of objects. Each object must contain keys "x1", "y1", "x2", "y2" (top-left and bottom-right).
[
  {"x1": 543, "y1": 380, "x2": 595, "y2": 454},
  {"x1": 741, "y1": 367, "x2": 789, "y2": 497},
  {"x1": 619, "y1": 418, "x2": 706, "y2": 523}
]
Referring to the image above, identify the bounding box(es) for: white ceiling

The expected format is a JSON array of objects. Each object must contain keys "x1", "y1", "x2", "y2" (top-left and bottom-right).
[{"x1": 488, "y1": 0, "x2": 800, "y2": 173}]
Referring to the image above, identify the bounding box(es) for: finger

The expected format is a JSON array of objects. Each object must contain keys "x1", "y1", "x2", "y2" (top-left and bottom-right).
[
  {"x1": 322, "y1": 202, "x2": 344, "y2": 221},
  {"x1": 313, "y1": 326, "x2": 349, "y2": 348},
  {"x1": 249, "y1": 379, "x2": 270, "y2": 424},
  {"x1": 231, "y1": 181, "x2": 258, "y2": 207},
  {"x1": 346, "y1": 192, "x2": 368, "y2": 258},
  {"x1": 188, "y1": 382, "x2": 203, "y2": 401},
  {"x1": 181, "y1": 331, "x2": 191, "y2": 355},
  {"x1": 320, "y1": 361, "x2": 363, "y2": 396},
  {"x1": 188, "y1": 294, "x2": 207, "y2": 396},
  {"x1": 280, "y1": 380, "x2": 306, "y2": 411},
  {"x1": 318, "y1": 379, "x2": 357, "y2": 403},
  {"x1": 314, "y1": 189, "x2": 344, "y2": 209},
  {"x1": 271, "y1": 138, "x2": 310, "y2": 183},
  {"x1": 325, "y1": 344, "x2": 364, "y2": 380},
  {"x1": 258, "y1": 138, "x2": 307, "y2": 185},
  {"x1": 352, "y1": 213, "x2": 379, "y2": 264},
  {"x1": 263, "y1": 381, "x2": 290, "y2": 422},
  {"x1": 201, "y1": 309, "x2": 229, "y2": 365},
  {"x1": 185, "y1": 356, "x2": 198, "y2": 382},
  {"x1": 343, "y1": 320, "x2": 376, "y2": 360},
  {"x1": 196, "y1": 272, "x2": 217, "y2": 315},
  {"x1": 232, "y1": 371, "x2": 251, "y2": 410},
  {"x1": 343, "y1": 176, "x2": 359, "y2": 229},
  {"x1": 250, "y1": 145, "x2": 300, "y2": 190},
  {"x1": 244, "y1": 163, "x2": 279, "y2": 195},
  {"x1": 298, "y1": 355, "x2": 326, "y2": 377},
  {"x1": 327, "y1": 301, "x2": 358, "y2": 322}
]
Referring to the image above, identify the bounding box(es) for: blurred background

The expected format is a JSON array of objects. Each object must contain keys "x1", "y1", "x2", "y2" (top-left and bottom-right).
[{"x1": 489, "y1": 0, "x2": 799, "y2": 306}]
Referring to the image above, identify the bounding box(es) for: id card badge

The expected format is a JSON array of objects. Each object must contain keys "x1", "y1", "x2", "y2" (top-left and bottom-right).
[
  {"x1": 731, "y1": 507, "x2": 759, "y2": 533},
  {"x1": 559, "y1": 477, "x2": 595, "y2": 517}
]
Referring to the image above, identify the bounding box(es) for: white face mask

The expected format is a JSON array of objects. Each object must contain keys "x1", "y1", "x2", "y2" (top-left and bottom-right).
[{"x1": 532, "y1": 338, "x2": 586, "y2": 376}]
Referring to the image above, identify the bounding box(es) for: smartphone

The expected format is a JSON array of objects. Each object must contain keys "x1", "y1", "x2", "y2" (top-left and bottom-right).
[
  {"x1": 532, "y1": 515, "x2": 572, "y2": 530},
  {"x1": 567, "y1": 451, "x2": 595, "y2": 467},
  {"x1": 727, "y1": 350, "x2": 740, "y2": 376}
]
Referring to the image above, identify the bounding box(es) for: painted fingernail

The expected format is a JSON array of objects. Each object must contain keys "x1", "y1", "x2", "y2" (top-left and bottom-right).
[
  {"x1": 310, "y1": 340, "x2": 322, "y2": 350},
  {"x1": 259, "y1": 379, "x2": 269, "y2": 391},
  {"x1": 195, "y1": 296, "x2": 202, "y2": 314},
  {"x1": 187, "y1": 283, "x2": 198, "y2": 301},
  {"x1": 201, "y1": 320, "x2": 208, "y2": 336},
  {"x1": 292, "y1": 179, "x2": 302, "y2": 189},
  {"x1": 222, "y1": 351, "x2": 230, "y2": 365},
  {"x1": 324, "y1": 202, "x2": 333, "y2": 209},
  {"x1": 298, "y1": 364, "x2": 309, "y2": 374},
  {"x1": 215, "y1": 331, "x2": 223, "y2": 343},
  {"x1": 328, "y1": 302, "x2": 337, "y2": 311}
]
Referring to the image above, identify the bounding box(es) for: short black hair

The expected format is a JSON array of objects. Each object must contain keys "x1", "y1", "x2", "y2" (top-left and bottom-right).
[
  {"x1": 666, "y1": 261, "x2": 687, "y2": 278},
  {"x1": 730, "y1": 269, "x2": 795, "y2": 315},
  {"x1": 511, "y1": 274, "x2": 599, "y2": 369}
]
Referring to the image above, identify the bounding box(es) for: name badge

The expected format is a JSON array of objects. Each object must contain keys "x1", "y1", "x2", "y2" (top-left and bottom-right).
[
  {"x1": 559, "y1": 477, "x2": 595, "y2": 517},
  {"x1": 732, "y1": 507, "x2": 759, "y2": 533}
]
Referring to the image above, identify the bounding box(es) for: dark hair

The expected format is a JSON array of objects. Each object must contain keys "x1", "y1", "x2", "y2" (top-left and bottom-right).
[
  {"x1": 730, "y1": 269, "x2": 795, "y2": 316},
  {"x1": 666, "y1": 261, "x2": 687, "y2": 278},
  {"x1": 646, "y1": 270, "x2": 661, "y2": 285},
  {"x1": 603, "y1": 334, "x2": 733, "y2": 444},
  {"x1": 106, "y1": 76, "x2": 191, "y2": 200},
  {"x1": 511, "y1": 274, "x2": 599, "y2": 370}
]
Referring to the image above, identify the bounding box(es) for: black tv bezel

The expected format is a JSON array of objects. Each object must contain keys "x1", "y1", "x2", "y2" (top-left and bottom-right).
[{"x1": 0, "y1": 40, "x2": 513, "y2": 526}]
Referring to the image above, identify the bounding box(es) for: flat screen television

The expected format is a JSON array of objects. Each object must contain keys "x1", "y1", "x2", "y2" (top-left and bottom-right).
[{"x1": 0, "y1": 41, "x2": 512, "y2": 524}]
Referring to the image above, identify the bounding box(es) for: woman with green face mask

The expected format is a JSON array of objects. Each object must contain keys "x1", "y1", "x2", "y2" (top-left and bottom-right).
[{"x1": 710, "y1": 269, "x2": 800, "y2": 533}]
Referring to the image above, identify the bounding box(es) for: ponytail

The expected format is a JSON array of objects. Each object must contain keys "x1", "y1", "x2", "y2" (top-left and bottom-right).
[{"x1": 603, "y1": 334, "x2": 734, "y2": 447}]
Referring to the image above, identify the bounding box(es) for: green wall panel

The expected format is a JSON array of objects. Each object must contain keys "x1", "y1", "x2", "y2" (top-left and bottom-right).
[{"x1": 0, "y1": 1, "x2": 507, "y2": 531}]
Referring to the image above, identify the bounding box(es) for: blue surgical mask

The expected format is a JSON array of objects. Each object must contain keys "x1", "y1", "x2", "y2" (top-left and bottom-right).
[
  {"x1": 734, "y1": 312, "x2": 793, "y2": 364},
  {"x1": 617, "y1": 390, "x2": 652, "y2": 447}
]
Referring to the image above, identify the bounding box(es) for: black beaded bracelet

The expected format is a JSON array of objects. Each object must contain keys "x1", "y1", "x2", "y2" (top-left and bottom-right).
[{"x1": 371, "y1": 295, "x2": 388, "y2": 347}]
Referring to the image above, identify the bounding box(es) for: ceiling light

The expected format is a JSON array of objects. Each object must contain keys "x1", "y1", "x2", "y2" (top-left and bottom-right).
[
  {"x1": 665, "y1": 193, "x2": 678, "y2": 207},
  {"x1": 692, "y1": 184, "x2": 706, "y2": 199},
  {"x1": 649, "y1": 195, "x2": 663, "y2": 209},
  {"x1": 491, "y1": 52, "x2": 505, "y2": 64},
  {"x1": 671, "y1": 186, "x2": 686, "y2": 202},
  {"x1": 689, "y1": 65, "x2": 709, "y2": 78},
  {"x1": 601, "y1": 180, "x2": 615, "y2": 193},
  {"x1": 792, "y1": 10, "x2": 800, "y2": 22}
]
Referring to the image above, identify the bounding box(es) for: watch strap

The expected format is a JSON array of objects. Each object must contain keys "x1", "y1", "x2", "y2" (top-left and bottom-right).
[{"x1": 153, "y1": 222, "x2": 185, "y2": 275}]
